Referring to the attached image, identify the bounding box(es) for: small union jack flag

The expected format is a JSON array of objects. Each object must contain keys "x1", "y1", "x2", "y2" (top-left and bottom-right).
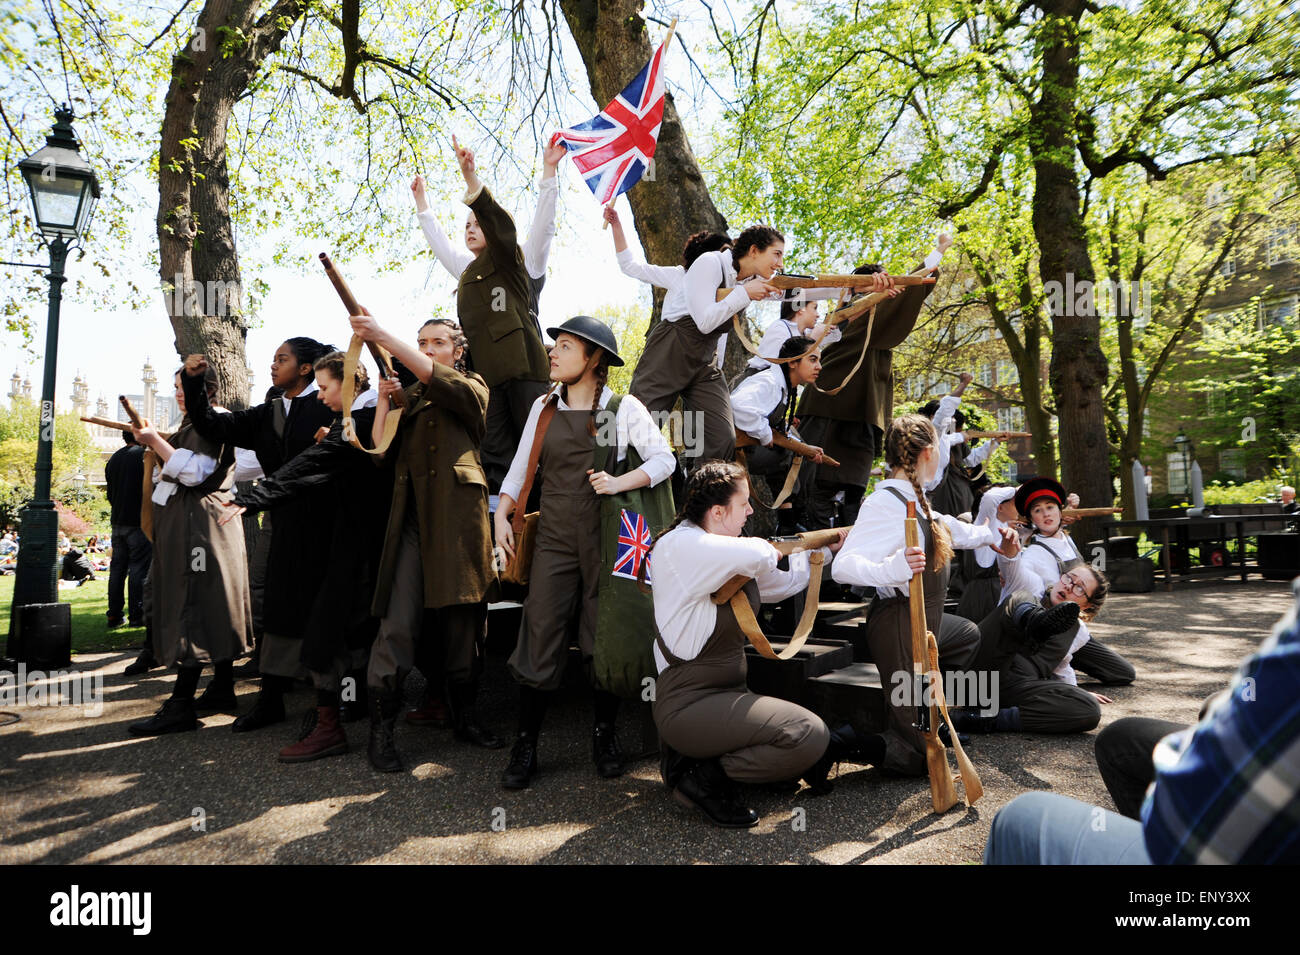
[
  {"x1": 612, "y1": 508, "x2": 653, "y2": 584},
  {"x1": 553, "y1": 37, "x2": 669, "y2": 205}
]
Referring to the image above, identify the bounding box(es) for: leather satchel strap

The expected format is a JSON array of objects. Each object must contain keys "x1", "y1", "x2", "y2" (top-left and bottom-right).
[
  {"x1": 720, "y1": 551, "x2": 825, "y2": 660},
  {"x1": 511, "y1": 391, "x2": 559, "y2": 536}
]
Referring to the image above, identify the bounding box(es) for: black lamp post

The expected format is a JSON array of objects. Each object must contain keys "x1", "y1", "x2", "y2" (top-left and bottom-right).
[
  {"x1": 1173, "y1": 432, "x2": 1194, "y2": 505},
  {"x1": 6, "y1": 105, "x2": 100, "y2": 666}
]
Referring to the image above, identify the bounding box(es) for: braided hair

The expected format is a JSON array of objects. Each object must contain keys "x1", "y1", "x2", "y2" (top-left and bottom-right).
[
  {"x1": 883, "y1": 413, "x2": 954, "y2": 572},
  {"x1": 569, "y1": 337, "x2": 613, "y2": 437},
  {"x1": 639, "y1": 459, "x2": 748, "y2": 591},
  {"x1": 775, "y1": 335, "x2": 812, "y2": 435}
]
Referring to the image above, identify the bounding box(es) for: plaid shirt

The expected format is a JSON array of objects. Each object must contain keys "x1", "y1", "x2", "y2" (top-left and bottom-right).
[{"x1": 1142, "y1": 580, "x2": 1300, "y2": 864}]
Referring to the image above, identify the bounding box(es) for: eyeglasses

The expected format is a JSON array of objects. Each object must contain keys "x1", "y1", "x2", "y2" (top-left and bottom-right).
[{"x1": 1062, "y1": 572, "x2": 1090, "y2": 599}]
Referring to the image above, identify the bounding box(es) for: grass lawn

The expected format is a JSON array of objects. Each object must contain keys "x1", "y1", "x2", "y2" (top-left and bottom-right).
[{"x1": 0, "y1": 575, "x2": 146, "y2": 655}]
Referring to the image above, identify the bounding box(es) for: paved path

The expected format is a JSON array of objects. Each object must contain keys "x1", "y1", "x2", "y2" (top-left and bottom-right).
[{"x1": 1, "y1": 580, "x2": 1291, "y2": 864}]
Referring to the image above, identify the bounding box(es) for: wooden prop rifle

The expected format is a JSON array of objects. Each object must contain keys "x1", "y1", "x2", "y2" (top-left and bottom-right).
[
  {"x1": 81, "y1": 415, "x2": 131, "y2": 432},
  {"x1": 712, "y1": 526, "x2": 847, "y2": 605},
  {"x1": 961, "y1": 430, "x2": 1033, "y2": 441},
  {"x1": 318, "y1": 252, "x2": 405, "y2": 409},
  {"x1": 714, "y1": 272, "x2": 934, "y2": 303},
  {"x1": 735, "y1": 430, "x2": 841, "y2": 468},
  {"x1": 118, "y1": 395, "x2": 143, "y2": 428},
  {"x1": 709, "y1": 526, "x2": 844, "y2": 660},
  {"x1": 1062, "y1": 507, "x2": 1123, "y2": 518},
  {"x1": 906, "y1": 501, "x2": 982, "y2": 812}
]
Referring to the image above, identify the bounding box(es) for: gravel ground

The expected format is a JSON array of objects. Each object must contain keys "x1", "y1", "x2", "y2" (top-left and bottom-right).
[{"x1": 1, "y1": 579, "x2": 1291, "y2": 865}]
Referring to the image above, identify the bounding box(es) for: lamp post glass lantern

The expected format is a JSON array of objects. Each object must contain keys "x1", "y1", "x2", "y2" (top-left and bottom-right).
[{"x1": 7, "y1": 105, "x2": 100, "y2": 658}]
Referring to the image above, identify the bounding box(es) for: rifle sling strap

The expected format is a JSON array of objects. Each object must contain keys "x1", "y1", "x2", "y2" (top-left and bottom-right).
[{"x1": 716, "y1": 551, "x2": 824, "y2": 660}]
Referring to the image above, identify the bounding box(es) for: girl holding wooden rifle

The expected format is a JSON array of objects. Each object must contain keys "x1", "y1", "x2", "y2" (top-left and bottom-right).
[
  {"x1": 629, "y1": 225, "x2": 879, "y2": 466},
  {"x1": 493, "y1": 316, "x2": 675, "y2": 791},
  {"x1": 1004, "y1": 477, "x2": 1135, "y2": 686},
  {"x1": 182, "y1": 339, "x2": 338, "y2": 731},
  {"x1": 216, "y1": 351, "x2": 388, "y2": 763},
  {"x1": 602, "y1": 205, "x2": 731, "y2": 371},
  {"x1": 128, "y1": 363, "x2": 252, "y2": 735},
  {"x1": 729, "y1": 335, "x2": 825, "y2": 533},
  {"x1": 347, "y1": 311, "x2": 502, "y2": 772},
  {"x1": 414, "y1": 137, "x2": 553, "y2": 507},
  {"x1": 831, "y1": 413, "x2": 1019, "y2": 776},
  {"x1": 649, "y1": 460, "x2": 846, "y2": 828}
]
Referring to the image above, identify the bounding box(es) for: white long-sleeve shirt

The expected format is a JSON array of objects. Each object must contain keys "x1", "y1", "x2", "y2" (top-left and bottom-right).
[
  {"x1": 151, "y1": 447, "x2": 221, "y2": 506},
  {"x1": 925, "y1": 394, "x2": 998, "y2": 491},
  {"x1": 652, "y1": 520, "x2": 830, "y2": 671},
  {"x1": 730, "y1": 364, "x2": 789, "y2": 447},
  {"x1": 831, "y1": 478, "x2": 999, "y2": 597},
  {"x1": 615, "y1": 247, "x2": 727, "y2": 365},
  {"x1": 745, "y1": 316, "x2": 843, "y2": 370},
  {"x1": 499, "y1": 387, "x2": 675, "y2": 504},
  {"x1": 974, "y1": 486, "x2": 1016, "y2": 568},
  {"x1": 416, "y1": 176, "x2": 558, "y2": 281},
  {"x1": 683, "y1": 250, "x2": 844, "y2": 336}
]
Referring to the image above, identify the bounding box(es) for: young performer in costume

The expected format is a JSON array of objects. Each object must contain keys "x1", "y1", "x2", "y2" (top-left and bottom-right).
[
  {"x1": 182, "y1": 338, "x2": 338, "y2": 730},
  {"x1": 1006, "y1": 476, "x2": 1135, "y2": 686},
  {"x1": 956, "y1": 552, "x2": 1113, "y2": 735},
  {"x1": 346, "y1": 311, "x2": 502, "y2": 771},
  {"x1": 128, "y1": 363, "x2": 252, "y2": 735},
  {"x1": 602, "y1": 205, "x2": 731, "y2": 371},
  {"x1": 796, "y1": 235, "x2": 951, "y2": 528},
  {"x1": 730, "y1": 335, "x2": 825, "y2": 532},
  {"x1": 831, "y1": 413, "x2": 1019, "y2": 776},
  {"x1": 651, "y1": 460, "x2": 846, "y2": 828},
  {"x1": 494, "y1": 316, "x2": 675, "y2": 790},
  {"x1": 220, "y1": 351, "x2": 388, "y2": 762},
  {"x1": 922, "y1": 373, "x2": 1001, "y2": 518},
  {"x1": 954, "y1": 485, "x2": 1018, "y2": 624},
  {"x1": 629, "y1": 225, "x2": 865, "y2": 466},
  {"x1": 414, "y1": 138, "x2": 553, "y2": 502},
  {"x1": 744, "y1": 297, "x2": 841, "y2": 374}
]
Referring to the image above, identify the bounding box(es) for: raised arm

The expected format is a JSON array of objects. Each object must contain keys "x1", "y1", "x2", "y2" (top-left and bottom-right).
[
  {"x1": 180, "y1": 355, "x2": 268, "y2": 450},
  {"x1": 520, "y1": 139, "x2": 565, "y2": 279},
  {"x1": 412, "y1": 175, "x2": 474, "y2": 280}
]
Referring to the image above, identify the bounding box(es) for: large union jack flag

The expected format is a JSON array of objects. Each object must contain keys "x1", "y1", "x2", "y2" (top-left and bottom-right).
[
  {"x1": 612, "y1": 508, "x2": 653, "y2": 584},
  {"x1": 553, "y1": 38, "x2": 668, "y2": 205}
]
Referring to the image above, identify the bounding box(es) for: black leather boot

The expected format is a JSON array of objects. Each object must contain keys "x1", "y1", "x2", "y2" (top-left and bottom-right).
[
  {"x1": 193, "y1": 682, "x2": 238, "y2": 713},
  {"x1": 673, "y1": 757, "x2": 758, "y2": 829},
  {"x1": 450, "y1": 682, "x2": 505, "y2": 749},
  {"x1": 231, "y1": 683, "x2": 286, "y2": 733},
  {"x1": 593, "y1": 723, "x2": 625, "y2": 778},
  {"x1": 124, "y1": 648, "x2": 160, "y2": 677},
  {"x1": 367, "y1": 691, "x2": 403, "y2": 773},
  {"x1": 501, "y1": 686, "x2": 547, "y2": 789},
  {"x1": 659, "y1": 741, "x2": 693, "y2": 790},
  {"x1": 501, "y1": 733, "x2": 539, "y2": 790},
  {"x1": 129, "y1": 698, "x2": 198, "y2": 736},
  {"x1": 1016, "y1": 600, "x2": 1080, "y2": 644}
]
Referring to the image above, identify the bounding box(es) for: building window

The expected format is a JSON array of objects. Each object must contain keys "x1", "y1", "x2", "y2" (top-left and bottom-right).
[
  {"x1": 1205, "y1": 386, "x2": 1226, "y2": 416},
  {"x1": 996, "y1": 359, "x2": 1019, "y2": 385},
  {"x1": 978, "y1": 364, "x2": 994, "y2": 387},
  {"x1": 1219, "y1": 256, "x2": 1236, "y2": 278},
  {"x1": 1266, "y1": 224, "x2": 1298, "y2": 267},
  {"x1": 1219, "y1": 449, "x2": 1246, "y2": 481},
  {"x1": 1261, "y1": 295, "x2": 1298, "y2": 328}
]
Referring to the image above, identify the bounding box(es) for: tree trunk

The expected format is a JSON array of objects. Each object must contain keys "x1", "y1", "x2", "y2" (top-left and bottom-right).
[
  {"x1": 559, "y1": 0, "x2": 729, "y2": 324},
  {"x1": 157, "y1": 0, "x2": 307, "y2": 410},
  {"x1": 1030, "y1": 0, "x2": 1111, "y2": 540}
]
